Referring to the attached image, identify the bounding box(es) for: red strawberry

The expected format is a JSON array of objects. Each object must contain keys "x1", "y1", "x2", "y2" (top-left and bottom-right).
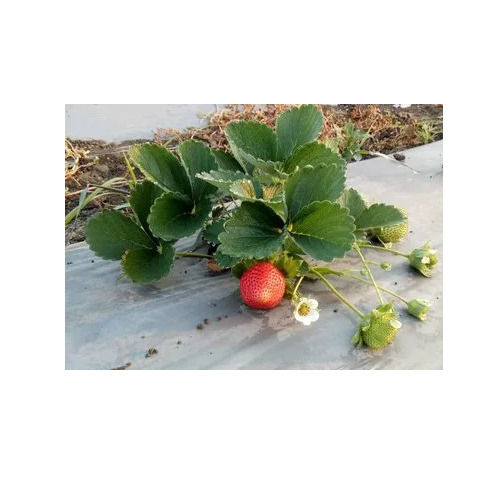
[{"x1": 240, "y1": 262, "x2": 286, "y2": 309}]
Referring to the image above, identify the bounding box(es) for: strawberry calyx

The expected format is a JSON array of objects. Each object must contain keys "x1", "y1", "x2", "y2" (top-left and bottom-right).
[{"x1": 352, "y1": 302, "x2": 402, "y2": 349}]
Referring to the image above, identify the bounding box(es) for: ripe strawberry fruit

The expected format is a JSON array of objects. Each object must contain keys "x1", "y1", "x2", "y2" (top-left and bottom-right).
[{"x1": 240, "y1": 262, "x2": 286, "y2": 309}]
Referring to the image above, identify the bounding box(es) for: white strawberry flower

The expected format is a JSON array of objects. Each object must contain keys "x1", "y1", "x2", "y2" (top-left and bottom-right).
[{"x1": 293, "y1": 297, "x2": 319, "y2": 326}]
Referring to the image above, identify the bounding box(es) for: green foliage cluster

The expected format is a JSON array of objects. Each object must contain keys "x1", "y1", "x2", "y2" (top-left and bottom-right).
[
  {"x1": 85, "y1": 105, "x2": 438, "y2": 349},
  {"x1": 86, "y1": 105, "x2": 405, "y2": 283},
  {"x1": 322, "y1": 122, "x2": 370, "y2": 162}
]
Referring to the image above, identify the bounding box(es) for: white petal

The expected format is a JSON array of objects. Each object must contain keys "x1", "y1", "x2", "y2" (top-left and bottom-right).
[
  {"x1": 302, "y1": 319, "x2": 312, "y2": 326},
  {"x1": 308, "y1": 310, "x2": 320, "y2": 323},
  {"x1": 421, "y1": 256, "x2": 430, "y2": 264},
  {"x1": 294, "y1": 310, "x2": 308, "y2": 324},
  {"x1": 390, "y1": 319, "x2": 402, "y2": 329},
  {"x1": 307, "y1": 298, "x2": 318, "y2": 309}
]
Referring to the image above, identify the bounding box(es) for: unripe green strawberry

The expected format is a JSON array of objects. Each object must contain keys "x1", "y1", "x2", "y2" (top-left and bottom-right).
[
  {"x1": 407, "y1": 298, "x2": 431, "y2": 321},
  {"x1": 372, "y1": 208, "x2": 408, "y2": 243},
  {"x1": 352, "y1": 303, "x2": 402, "y2": 349},
  {"x1": 240, "y1": 262, "x2": 286, "y2": 309},
  {"x1": 408, "y1": 242, "x2": 438, "y2": 277}
]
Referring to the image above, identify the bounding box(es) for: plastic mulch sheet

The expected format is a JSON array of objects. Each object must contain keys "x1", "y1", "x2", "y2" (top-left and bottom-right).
[{"x1": 65, "y1": 141, "x2": 443, "y2": 369}]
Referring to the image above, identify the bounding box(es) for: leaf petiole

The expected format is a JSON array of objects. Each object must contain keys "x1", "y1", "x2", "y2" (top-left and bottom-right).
[
  {"x1": 311, "y1": 269, "x2": 365, "y2": 319},
  {"x1": 338, "y1": 272, "x2": 409, "y2": 305},
  {"x1": 292, "y1": 275, "x2": 304, "y2": 300},
  {"x1": 357, "y1": 242, "x2": 409, "y2": 258},
  {"x1": 354, "y1": 244, "x2": 384, "y2": 304},
  {"x1": 175, "y1": 252, "x2": 213, "y2": 259}
]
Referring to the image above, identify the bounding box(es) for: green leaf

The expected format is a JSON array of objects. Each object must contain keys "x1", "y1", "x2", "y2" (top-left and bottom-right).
[
  {"x1": 283, "y1": 142, "x2": 346, "y2": 174},
  {"x1": 271, "y1": 253, "x2": 302, "y2": 279},
  {"x1": 129, "y1": 180, "x2": 163, "y2": 234},
  {"x1": 311, "y1": 266, "x2": 337, "y2": 276},
  {"x1": 228, "y1": 178, "x2": 263, "y2": 200},
  {"x1": 218, "y1": 201, "x2": 286, "y2": 259},
  {"x1": 284, "y1": 236, "x2": 306, "y2": 255},
  {"x1": 75, "y1": 186, "x2": 88, "y2": 220},
  {"x1": 303, "y1": 265, "x2": 337, "y2": 280},
  {"x1": 178, "y1": 140, "x2": 218, "y2": 202},
  {"x1": 211, "y1": 149, "x2": 245, "y2": 172},
  {"x1": 197, "y1": 172, "x2": 264, "y2": 202},
  {"x1": 214, "y1": 247, "x2": 242, "y2": 269},
  {"x1": 121, "y1": 244, "x2": 175, "y2": 284},
  {"x1": 196, "y1": 170, "x2": 250, "y2": 190},
  {"x1": 148, "y1": 193, "x2": 212, "y2": 240},
  {"x1": 259, "y1": 197, "x2": 286, "y2": 221},
  {"x1": 285, "y1": 163, "x2": 346, "y2": 221},
  {"x1": 289, "y1": 201, "x2": 355, "y2": 261},
  {"x1": 203, "y1": 218, "x2": 227, "y2": 245},
  {"x1": 237, "y1": 151, "x2": 284, "y2": 178},
  {"x1": 225, "y1": 120, "x2": 278, "y2": 174},
  {"x1": 86, "y1": 210, "x2": 154, "y2": 260},
  {"x1": 276, "y1": 104, "x2": 323, "y2": 159},
  {"x1": 251, "y1": 159, "x2": 287, "y2": 183},
  {"x1": 337, "y1": 188, "x2": 368, "y2": 220},
  {"x1": 129, "y1": 144, "x2": 191, "y2": 199},
  {"x1": 231, "y1": 259, "x2": 256, "y2": 278},
  {"x1": 355, "y1": 204, "x2": 407, "y2": 231}
]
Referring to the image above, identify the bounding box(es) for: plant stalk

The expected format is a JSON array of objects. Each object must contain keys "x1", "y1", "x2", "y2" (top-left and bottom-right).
[
  {"x1": 311, "y1": 269, "x2": 365, "y2": 319},
  {"x1": 88, "y1": 184, "x2": 130, "y2": 195},
  {"x1": 175, "y1": 252, "x2": 213, "y2": 259},
  {"x1": 123, "y1": 153, "x2": 137, "y2": 185},
  {"x1": 357, "y1": 242, "x2": 409, "y2": 258},
  {"x1": 337, "y1": 272, "x2": 409, "y2": 304},
  {"x1": 292, "y1": 276, "x2": 304, "y2": 300},
  {"x1": 354, "y1": 244, "x2": 384, "y2": 305}
]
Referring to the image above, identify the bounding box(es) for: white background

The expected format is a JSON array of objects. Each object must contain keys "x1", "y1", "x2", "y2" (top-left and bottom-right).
[{"x1": 2, "y1": 1, "x2": 499, "y2": 499}]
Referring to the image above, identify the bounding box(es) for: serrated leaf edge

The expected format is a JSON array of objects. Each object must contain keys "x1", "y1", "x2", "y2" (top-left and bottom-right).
[
  {"x1": 283, "y1": 141, "x2": 346, "y2": 173},
  {"x1": 285, "y1": 163, "x2": 347, "y2": 221},
  {"x1": 147, "y1": 192, "x2": 210, "y2": 241},
  {"x1": 129, "y1": 143, "x2": 191, "y2": 202},
  {"x1": 225, "y1": 120, "x2": 278, "y2": 172},
  {"x1": 355, "y1": 203, "x2": 407, "y2": 231},
  {"x1": 120, "y1": 245, "x2": 175, "y2": 284},
  {"x1": 85, "y1": 210, "x2": 155, "y2": 261},
  {"x1": 276, "y1": 104, "x2": 323, "y2": 158},
  {"x1": 289, "y1": 202, "x2": 356, "y2": 259}
]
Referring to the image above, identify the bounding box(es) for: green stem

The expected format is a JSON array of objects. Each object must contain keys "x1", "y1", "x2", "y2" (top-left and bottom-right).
[
  {"x1": 292, "y1": 276, "x2": 304, "y2": 300},
  {"x1": 124, "y1": 155, "x2": 137, "y2": 185},
  {"x1": 375, "y1": 236, "x2": 390, "y2": 248},
  {"x1": 339, "y1": 272, "x2": 409, "y2": 304},
  {"x1": 175, "y1": 252, "x2": 213, "y2": 259},
  {"x1": 311, "y1": 269, "x2": 365, "y2": 319},
  {"x1": 357, "y1": 242, "x2": 409, "y2": 258},
  {"x1": 88, "y1": 184, "x2": 130, "y2": 195},
  {"x1": 354, "y1": 244, "x2": 384, "y2": 304}
]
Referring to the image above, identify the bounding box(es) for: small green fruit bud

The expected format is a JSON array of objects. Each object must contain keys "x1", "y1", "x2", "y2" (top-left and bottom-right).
[
  {"x1": 408, "y1": 242, "x2": 438, "y2": 277},
  {"x1": 407, "y1": 299, "x2": 431, "y2": 321},
  {"x1": 380, "y1": 261, "x2": 392, "y2": 271}
]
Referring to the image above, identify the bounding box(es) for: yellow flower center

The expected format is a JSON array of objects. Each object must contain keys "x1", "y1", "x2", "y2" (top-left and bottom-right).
[{"x1": 298, "y1": 303, "x2": 311, "y2": 316}]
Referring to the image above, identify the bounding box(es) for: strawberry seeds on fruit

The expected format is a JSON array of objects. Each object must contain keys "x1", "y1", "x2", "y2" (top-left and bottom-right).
[{"x1": 239, "y1": 262, "x2": 286, "y2": 309}]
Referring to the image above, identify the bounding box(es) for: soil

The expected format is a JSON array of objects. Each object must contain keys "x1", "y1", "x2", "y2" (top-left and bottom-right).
[
  {"x1": 65, "y1": 104, "x2": 443, "y2": 245},
  {"x1": 145, "y1": 348, "x2": 159, "y2": 358}
]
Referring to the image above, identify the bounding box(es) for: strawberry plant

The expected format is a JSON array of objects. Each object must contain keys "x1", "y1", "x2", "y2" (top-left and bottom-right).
[{"x1": 86, "y1": 105, "x2": 439, "y2": 350}]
